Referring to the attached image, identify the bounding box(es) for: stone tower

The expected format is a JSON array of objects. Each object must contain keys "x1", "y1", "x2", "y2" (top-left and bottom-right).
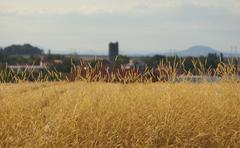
[{"x1": 109, "y1": 42, "x2": 119, "y2": 62}]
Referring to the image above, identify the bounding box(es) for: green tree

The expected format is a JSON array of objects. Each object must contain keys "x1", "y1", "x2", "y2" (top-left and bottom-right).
[
  {"x1": 4, "y1": 44, "x2": 43, "y2": 55},
  {"x1": 113, "y1": 55, "x2": 130, "y2": 68},
  {"x1": 206, "y1": 53, "x2": 220, "y2": 69}
]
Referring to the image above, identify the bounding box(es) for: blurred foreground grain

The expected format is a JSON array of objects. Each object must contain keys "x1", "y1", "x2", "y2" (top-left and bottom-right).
[{"x1": 0, "y1": 82, "x2": 240, "y2": 147}]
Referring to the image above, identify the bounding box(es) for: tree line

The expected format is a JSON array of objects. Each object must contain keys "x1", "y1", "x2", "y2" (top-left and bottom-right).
[{"x1": 1, "y1": 44, "x2": 238, "y2": 75}]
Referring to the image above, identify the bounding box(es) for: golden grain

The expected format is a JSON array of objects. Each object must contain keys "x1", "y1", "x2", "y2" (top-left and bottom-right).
[{"x1": 0, "y1": 81, "x2": 239, "y2": 147}]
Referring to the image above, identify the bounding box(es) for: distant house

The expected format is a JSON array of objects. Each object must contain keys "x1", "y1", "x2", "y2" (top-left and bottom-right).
[
  {"x1": 7, "y1": 61, "x2": 46, "y2": 71},
  {"x1": 53, "y1": 59, "x2": 63, "y2": 64},
  {"x1": 125, "y1": 59, "x2": 146, "y2": 73},
  {"x1": 78, "y1": 55, "x2": 108, "y2": 61}
]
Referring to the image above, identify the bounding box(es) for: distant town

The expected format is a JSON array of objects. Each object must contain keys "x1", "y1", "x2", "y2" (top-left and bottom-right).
[{"x1": 0, "y1": 42, "x2": 240, "y2": 75}]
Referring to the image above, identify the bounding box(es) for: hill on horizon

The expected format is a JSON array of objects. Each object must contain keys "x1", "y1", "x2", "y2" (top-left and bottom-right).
[
  {"x1": 2, "y1": 44, "x2": 44, "y2": 55},
  {"x1": 175, "y1": 45, "x2": 219, "y2": 57}
]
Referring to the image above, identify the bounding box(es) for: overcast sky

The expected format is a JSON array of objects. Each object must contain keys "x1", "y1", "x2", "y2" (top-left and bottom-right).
[{"x1": 0, "y1": 0, "x2": 240, "y2": 54}]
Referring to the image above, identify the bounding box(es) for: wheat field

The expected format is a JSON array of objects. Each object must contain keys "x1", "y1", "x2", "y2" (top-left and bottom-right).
[{"x1": 0, "y1": 81, "x2": 240, "y2": 147}]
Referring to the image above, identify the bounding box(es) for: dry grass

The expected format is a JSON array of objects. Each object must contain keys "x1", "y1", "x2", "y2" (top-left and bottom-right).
[{"x1": 0, "y1": 81, "x2": 240, "y2": 147}]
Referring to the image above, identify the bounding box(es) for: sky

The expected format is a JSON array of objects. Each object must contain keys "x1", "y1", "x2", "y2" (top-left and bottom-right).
[{"x1": 0, "y1": 0, "x2": 240, "y2": 55}]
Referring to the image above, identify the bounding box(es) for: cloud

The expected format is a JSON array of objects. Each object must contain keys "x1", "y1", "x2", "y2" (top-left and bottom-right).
[
  {"x1": 0, "y1": 0, "x2": 240, "y2": 16},
  {"x1": 0, "y1": 0, "x2": 239, "y2": 53}
]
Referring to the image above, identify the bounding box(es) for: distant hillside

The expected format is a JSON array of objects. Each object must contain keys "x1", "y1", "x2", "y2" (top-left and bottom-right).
[
  {"x1": 3, "y1": 44, "x2": 43, "y2": 55},
  {"x1": 176, "y1": 46, "x2": 219, "y2": 57}
]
